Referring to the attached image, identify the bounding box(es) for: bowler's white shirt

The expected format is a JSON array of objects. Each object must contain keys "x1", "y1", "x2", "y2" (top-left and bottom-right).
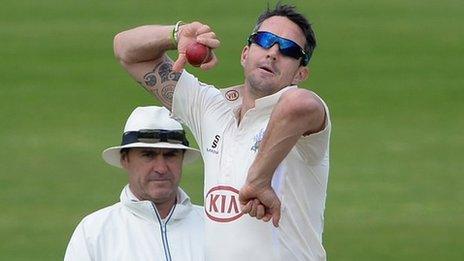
[{"x1": 172, "y1": 71, "x2": 331, "y2": 261}]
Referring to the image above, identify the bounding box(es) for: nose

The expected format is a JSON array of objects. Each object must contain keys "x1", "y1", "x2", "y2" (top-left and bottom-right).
[
  {"x1": 265, "y1": 44, "x2": 280, "y2": 61},
  {"x1": 151, "y1": 155, "x2": 169, "y2": 175}
]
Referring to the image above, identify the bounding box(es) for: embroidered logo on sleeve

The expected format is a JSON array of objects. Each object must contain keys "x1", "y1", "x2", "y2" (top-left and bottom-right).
[{"x1": 251, "y1": 128, "x2": 266, "y2": 152}]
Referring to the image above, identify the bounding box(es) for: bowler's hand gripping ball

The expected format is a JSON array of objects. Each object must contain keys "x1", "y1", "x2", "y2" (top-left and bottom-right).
[{"x1": 186, "y1": 42, "x2": 211, "y2": 67}]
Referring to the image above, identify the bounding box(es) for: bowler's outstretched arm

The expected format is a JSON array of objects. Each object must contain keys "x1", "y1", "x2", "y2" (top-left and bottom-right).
[{"x1": 113, "y1": 23, "x2": 220, "y2": 109}]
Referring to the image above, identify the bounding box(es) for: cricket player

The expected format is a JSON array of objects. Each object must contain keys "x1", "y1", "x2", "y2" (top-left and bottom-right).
[{"x1": 113, "y1": 3, "x2": 331, "y2": 260}]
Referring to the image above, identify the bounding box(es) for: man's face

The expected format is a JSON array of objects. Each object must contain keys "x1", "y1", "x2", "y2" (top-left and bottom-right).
[
  {"x1": 241, "y1": 16, "x2": 309, "y2": 97},
  {"x1": 121, "y1": 148, "x2": 184, "y2": 204}
]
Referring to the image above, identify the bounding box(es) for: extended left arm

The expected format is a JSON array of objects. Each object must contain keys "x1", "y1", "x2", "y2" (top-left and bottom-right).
[{"x1": 239, "y1": 88, "x2": 326, "y2": 227}]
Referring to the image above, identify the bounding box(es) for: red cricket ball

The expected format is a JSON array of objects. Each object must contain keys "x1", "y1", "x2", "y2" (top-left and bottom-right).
[{"x1": 186, "y1": 42, "x2": 211, "y2": 67}]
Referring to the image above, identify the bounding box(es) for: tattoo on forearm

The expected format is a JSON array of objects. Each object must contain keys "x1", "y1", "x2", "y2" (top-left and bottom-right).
[
  {"x1": 159, "y1": 63, "x2": 181, "y2": 82},
  {"x1": 143, "y1": 73, "x2": 157, "y2": 86},
  {"x1": 140, "y1": 57, "x2": 181, "y2": 108},
  {"x1": 158, "y1": 84, "x2": 174, "y2": 103}
]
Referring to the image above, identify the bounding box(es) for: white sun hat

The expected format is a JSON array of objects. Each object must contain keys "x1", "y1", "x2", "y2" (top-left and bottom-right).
[{"x1": 102, "y1": 106, "x2": 201, "y2": 168}]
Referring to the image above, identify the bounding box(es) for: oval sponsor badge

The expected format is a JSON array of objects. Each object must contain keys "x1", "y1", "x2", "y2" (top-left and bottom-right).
[{"x1": 205, "y1": 185, "x2": 243, "y2": 222}]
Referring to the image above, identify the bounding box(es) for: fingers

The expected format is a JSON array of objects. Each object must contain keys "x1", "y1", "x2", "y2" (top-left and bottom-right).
[
  {"x1": 245, "y1": 197, "x2": 281, "y2": 227},
  {"x1": 262, "y1": 213, "x2": 272, "y2": 222},
  {"x1": 196, "y1": 32, "x2": 220, "y2": 49},
  {"x1": 196, "y1": 37, "x2": 220, "y2": 49},
  {"x1": 196, "y1": 31, "x2": 219, "y2": 70},
  {"x1": 179, "y1": 21, "x2": 204, "y2": 38},
  {"x1": 180, "y1": 22, "x2": 218, "y2": 48},
  {"x1": 172, "y1": 53, "x2": 187, "y2": 72},
  {"x1": 240, "y1": 199, "x2": 262, "y2": 216},
  {"x1": 177, "y1": 22, "x2": 219, "y2": 70},
  {"x1": 249, "y1": 199, "x2": 260, "y2": 217},
  {"x1": 256, "y1": 204, "x2": 265, "y2": 220},
  {"x1": 271, "y1": 203, "x2": 281, "y2": 227},
  {"x1": 241, "y1": 199, "x2": 266, "y2": 221},
  {"x1": 269, "y1": 198, "x2": 281, "y2": 227},
  {"x1": 251, "y1": 200, "x2": 267, "y2": 221},
  {"x1": 252, "y1": 201, "x2": 280, "y2": 227},
  {"x1": 250, "y1": 203, "x2": 280, "y2": 227},
  {"x1": 196, "y1": 24, "x2": 212, "y2": 35},
  {"x1": 239, "y1": 184, "x2": 282, "y2": 226},
  {"x1": 199, "y1": 51, "x2": 218, "y2": 70},
  {"x1": 240, "y1": 200, "x2": 253, "y2": 214}
]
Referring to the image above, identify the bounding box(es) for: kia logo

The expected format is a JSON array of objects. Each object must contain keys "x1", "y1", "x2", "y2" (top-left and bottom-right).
[{"x1": 205, "y1": 185, "x2": 243, "y2": 222}]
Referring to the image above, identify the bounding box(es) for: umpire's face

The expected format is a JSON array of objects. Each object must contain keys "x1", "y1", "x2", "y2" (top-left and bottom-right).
[{"x1": 121, "y1": 147, "x2": 184, "y2": 205}]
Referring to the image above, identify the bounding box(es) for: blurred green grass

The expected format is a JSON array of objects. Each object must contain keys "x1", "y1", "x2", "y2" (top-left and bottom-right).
[{"x1": 1, "y1": 0, "x2": 463, "y2": 260}]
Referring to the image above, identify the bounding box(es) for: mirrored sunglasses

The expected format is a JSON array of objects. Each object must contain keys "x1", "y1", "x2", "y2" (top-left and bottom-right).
[{"x1": 247, "y1": 31, "x2": 310, "y2": 66}]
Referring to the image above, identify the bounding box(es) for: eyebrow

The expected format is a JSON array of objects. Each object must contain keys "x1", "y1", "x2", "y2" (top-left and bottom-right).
[
  {"x1": 163, "y1": 149, "x2": 182, "y2": 155},
  {"x1": 139, "y1": 149, "x2": 181, "y2": 154}
]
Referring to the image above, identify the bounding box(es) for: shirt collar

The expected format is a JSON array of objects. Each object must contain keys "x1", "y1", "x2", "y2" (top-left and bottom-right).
[
  {"x1": 254, "y1": 85, "x2": 297, "y2": 110},
  {"x1": 120, "y1": 184, "x2": 193, "y2": 223},
  {"x1": 220, "y1": 85, "x2": 298, "y2": 120}
]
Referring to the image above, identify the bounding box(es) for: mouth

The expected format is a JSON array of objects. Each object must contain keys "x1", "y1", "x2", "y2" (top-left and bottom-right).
[
  {"x1": 147, "y1": 176, "x2": 171, "y2": 183},
  {"x1": 258, "y1": 64, "x2": 275, "y2": 75}
]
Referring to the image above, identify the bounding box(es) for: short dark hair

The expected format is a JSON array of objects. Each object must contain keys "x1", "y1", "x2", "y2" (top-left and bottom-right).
[{"x1": 252, "y1": 2, "x2": 316, "y2": 64}]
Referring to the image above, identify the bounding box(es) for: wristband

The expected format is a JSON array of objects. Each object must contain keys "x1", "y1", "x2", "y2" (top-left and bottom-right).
[{"x1": 171, "y1": 21, "x2": 184, "y2": 47}]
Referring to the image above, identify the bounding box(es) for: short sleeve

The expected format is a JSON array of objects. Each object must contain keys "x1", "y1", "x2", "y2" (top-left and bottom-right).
[
  {"x1": 294, "y1": 96, "x2": 331, "y2": 165},
  {"x1": 171, "y1": 70, "x2": 224, "y2": 148}
]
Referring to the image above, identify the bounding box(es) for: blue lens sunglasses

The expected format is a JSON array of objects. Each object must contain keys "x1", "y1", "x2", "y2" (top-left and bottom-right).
[{"x1": 247, "y1": 31, "x2": 310, "y2": 66}]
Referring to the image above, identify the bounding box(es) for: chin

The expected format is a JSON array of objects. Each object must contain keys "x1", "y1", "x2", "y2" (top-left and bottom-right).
[
  {"x1": 148, "y1": 190, "x2": 174, "y2": 202},
  {"x1": 251, "y1": 84, "x2": 280, "y2": 97}
]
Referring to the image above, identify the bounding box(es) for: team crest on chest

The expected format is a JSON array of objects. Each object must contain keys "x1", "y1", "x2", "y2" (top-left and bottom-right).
[{"x1": 225, "y1": 90, "x2": 239, "y2": 101}]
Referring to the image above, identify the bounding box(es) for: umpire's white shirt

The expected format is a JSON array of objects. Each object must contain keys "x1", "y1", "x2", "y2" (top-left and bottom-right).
[
  {"x1": 172, "y1": 71, "x2": 331, "y2": 261},
  {"x1": 64, "y1": 185, "x2": 204, "y2": 261}
]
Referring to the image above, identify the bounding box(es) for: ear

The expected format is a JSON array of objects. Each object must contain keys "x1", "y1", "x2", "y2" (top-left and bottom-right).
[
  {"x1": 240, "y1": 45, "x2": 249, "y2": 67},
  {"x1": 120, "y1": 154, "x2": 129, "y2": 169},
  {"x1": 292, "y1": 66, "x2": 310, "y2": 85}
]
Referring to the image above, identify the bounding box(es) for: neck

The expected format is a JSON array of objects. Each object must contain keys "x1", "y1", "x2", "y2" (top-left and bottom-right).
[
  {"x1": 238, "y1": 83, "x2": 258, "y2": 123},
  {"x1": 153, "y1": 197, "x2": 177, "y2": 219},
  {"x1": 128, "y1": 185, "x2": 177, "y2": 219}
]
